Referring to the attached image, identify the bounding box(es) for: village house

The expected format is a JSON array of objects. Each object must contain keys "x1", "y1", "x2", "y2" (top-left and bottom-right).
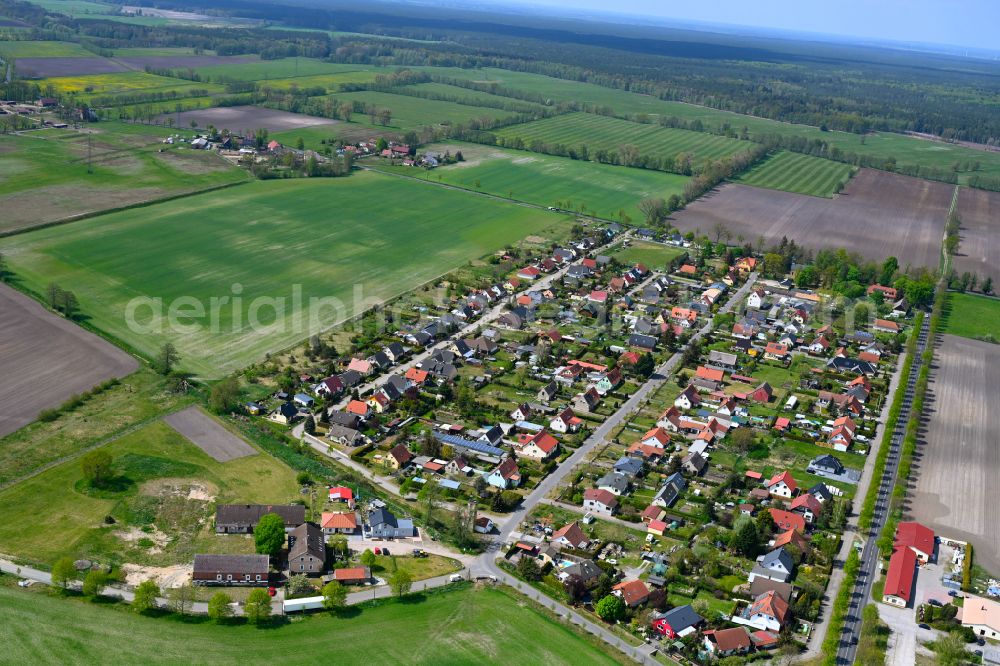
[
  {"x1": 193, "y1": 554, "x2": 270, "y2": 586},
  {"x1": 387, "y1": 443, "x2": 413, "y2": 470},
  {"x1": 486, "y1": 458, "x2": 521, "y2": 489},
  {"x1": 652, "y1": 472, "x2": 687, "y2": 508},
  {"x1": 652, "y1": 604, "x2": 703, "y2": 637},
  {"x1": 550, "y1": 406, "x2": 582, "y2": 433},
  {"x1": 749, "y1": 548, "x2": 794, "y2": 584},
  {"x1": 614, "y1": 579, "x2": 651, "y2": 608},
  {"x1": 333, "y1": 567, "x2": 371, "y2": 585},
  {"x1": 215, "y1": 504, "x2": 305, "y2": 534},
  {"x1": 790, "y1": 493, "x2": 823, "y2": 523},
  {"x1": 514, "y1": 430, "x2": 559, "y2": 460},
  {"x1": 288, "y1": 523, "x2": 326, "y2": 575},
  {"x1": 882, "y1": 546, "x2": 917, "y2": 607},
  {"x1": 894, "y1": 521, "x2": 935, "y2": 563},
  {"x1": 320, "y1": 512, "x2": 358, "y2": 535},
  {"x1": 583, "y1": 488, "x2": 619, "y2": 516},
  {"x1": 674, "y1": 385, "x2": 702, "y2": 410},
  {"x1": 765, "y1": 471, "x2": 798, "y2": 498},
  {"x1": 737, "y1": 590, "x2": 791, "y2": 631},
  {"x1": 769, "y1": 508, "x2": 806, "y2": 533},
  {"x1": 551, "y1": 521, "x2": 588, "y2": 549},
  {"x1": 703, "y1": 628, "x2": 752, "y2": 658},
  {"x1": 962, "y1": 596, "x2": 1000, "y2": 640}
]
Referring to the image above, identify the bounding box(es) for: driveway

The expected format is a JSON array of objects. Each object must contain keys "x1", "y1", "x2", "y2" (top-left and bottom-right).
[{"x1": 878, "y1": 602, "x2": 937, "y2": 666}]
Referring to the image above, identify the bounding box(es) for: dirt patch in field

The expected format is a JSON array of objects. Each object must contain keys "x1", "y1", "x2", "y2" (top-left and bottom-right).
[
  {"x1": 954, "y1": 187, "x2": 1000, "y2": 285},
  {"x1": 115, "y1": 55, "x2": 258, "y2": 70},
  {"x1": 14, "y1": 57, "x2": 127, "y2": 78},
  {"x1": 142, "y1": 479, "x2": 218, "y2": 503},
  {"x1": 671, "y1": 169, "x2": 953, "y2": 268},
  {"x1": 0, "y1": 183, "x2": 167, "y2": 233},
  {"x1": 160, "y1": 105, "x2": 339, "y2": 133},
  {"x1": 123, "y1": 563, "x2": 192, "y2": 589},
  {"x1": 117, "y1": 526, "x2": 171, "y2": 553},
  {"x1": 153, "y1": 149, "x2": 231, "y2": 174},
  {"x1": 163, "y1": 406, "x2": 256, "y2": 462},
  {"x1": 0, "y1": 284, "x2": 139, "y2": 438},
  {"x1": 910, "y1": 334, "x2": 1000, "y2": 575}
]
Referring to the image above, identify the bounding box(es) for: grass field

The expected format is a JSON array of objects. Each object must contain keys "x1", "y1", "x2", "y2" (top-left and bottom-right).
[
  {"x1": 260, "y1": 71, "x2": 381, "y2": 92},
  {"x1": 0, "y1": 40, "x2": 93, "y2": 58},
  {"x1": 0, "y1": 419, "x2": 299, "y2": 565},
  {"x1": 735, "y1": 150, "x2": 857, "y2": 197},
  {"x1": 0, "y1": 584, "x2": 622, "y2": 665},
  {"x1": 611, "y1": 241, "x2": 686, "y2": 269},
  {"x1": 0, "y1": 170, "x2": 565, "y2": 376},
  {"x1": 0, "y1": 369, "x2": 192, "y2": 488},
  {"x1": 190, "y1": 58, "x2": 380, "y2": 82},
  {"x1": 414, "y1": 66, "x2": 1000, "y2": 180},
  {"x1": 400, "y1": 81, "x2": 545, "y2": 113},
  {"x1": 943, "y1": 292, "x2": 1000, "y2": 341},
  {"x1": 326, "y1": 90, "x2": 518, "y2": 130},
  {"x1": 496, "y1": 112, "x2": 749, "y2": 163},
  {"x1": 0, "y1": 123, "x2": 248, "y2": 233},
  {"x1": 374, "y1": 142, "x2": 689, "y2": 222}
]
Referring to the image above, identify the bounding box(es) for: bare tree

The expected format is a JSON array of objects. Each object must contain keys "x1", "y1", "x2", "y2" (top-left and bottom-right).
[{"x1": 637, "y1": 198, "x2": 667, "y2": 226}]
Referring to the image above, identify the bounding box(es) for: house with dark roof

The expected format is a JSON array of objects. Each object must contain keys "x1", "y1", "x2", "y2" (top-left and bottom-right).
[
  {"x1": 215, "y1": 504, "x2": 305, "y2": 534},
  {"x1": 366, "y1": 508, "x2": 416, "y2": 539},
  {"x1": 287, "y1": 523, "x2": 326, "y2": 575},
  {"x1": 193, "y1": 554, "x2": 270, "y2": 586},
  {"x1": 652, "y1": 472, "x2": 686, "y2": 508},
  {"x1": 748, "y1": 548, "x2": 794, "y2": 584},
  {"x1": 652, "y1": 604, "x2": 703, "y2": 638}
]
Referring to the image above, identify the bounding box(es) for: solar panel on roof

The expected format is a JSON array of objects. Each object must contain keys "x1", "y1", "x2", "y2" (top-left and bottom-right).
[{"x1": 434, "y1": 432, "x2": 504, "y2": 457}]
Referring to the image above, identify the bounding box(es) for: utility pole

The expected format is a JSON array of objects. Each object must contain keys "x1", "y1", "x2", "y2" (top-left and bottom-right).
[{"x1": 87, "y1": 132, "x2": 92, "y2": 174}]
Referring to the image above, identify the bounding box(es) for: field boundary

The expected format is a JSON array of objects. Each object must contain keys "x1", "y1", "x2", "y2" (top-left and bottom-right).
[{"x1": 0, "y1": 172, "x2": 252, "y2": 239}]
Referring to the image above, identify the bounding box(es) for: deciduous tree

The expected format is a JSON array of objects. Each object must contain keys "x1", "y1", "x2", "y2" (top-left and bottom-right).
[
  {"x1": 132, "y1": 580, "x2": 160, "y2": 613},
  {"x1": 389, "y1": 570, "x2": 412, "y2": 598},
  {"x1": 244, "y1": 588, "x2": 272, "y2": 624},
  {"x1": 321, "y1": 581, "x2": 347, "y2": 611},
  {"x1": 254, "y1": 513, "x2": 286, "y2": 556},
  {"x1": 208, "y1": 591, "x2": 233, "y2": 622}
]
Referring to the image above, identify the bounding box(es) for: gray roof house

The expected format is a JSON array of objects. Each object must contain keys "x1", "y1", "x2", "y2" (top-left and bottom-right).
[
  {"x1": 652, "y1": 472, "x2": 687, "y2": 508},
  {"x1": 597, "y1": 472, "x2": 630, "y2": 496},
  {"x1": 215, "y1": 504, "x2": 305, "y2": 534},
  {"x1": 807, "y1": 454, "x2": 845, "y2": 476},
  {"x1": 748, "y1": 548, "x2": 794, "y2": 584},
  {"x1": 287, "y1": 523, "x2": 326, "y2": 575},
  {"x1": 366, "y1": 508, "x2": 416, "y2": 539},
  {"x1": 613, "y1": 456, "x2": 644, "y2": 480},
  {"x1": 193, "y1": 554, "x2": 270, "y2": 586}
]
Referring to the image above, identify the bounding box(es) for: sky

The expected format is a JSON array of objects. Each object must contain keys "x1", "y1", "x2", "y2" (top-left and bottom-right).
[{"x1": 495, "y1": 0, "x2": 999, "y2": 52}]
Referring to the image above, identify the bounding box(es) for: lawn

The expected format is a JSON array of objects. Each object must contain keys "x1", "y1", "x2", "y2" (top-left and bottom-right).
[
  {"x1": 0, "y1": 369, "x2": 194, "y2": 488},
  {"x1": 0, "y1": 584, "x2": 623, "y2": 665},
  {"x1": 369, "y1": 554, "x2": 462, "y2": 581},
  {"x1": 735, "y1": 151, "x2": 857, "y2": 197},
  {"x1": 496, "y1": 112, "x2": 750, "y2": 164},
  {"x1": 375, "y1": 142, "x2": 690, "y2": 222},
  {"x1": 0, "y1": 40, "x2": 93, "y2": 58},
  {"x1": 0, "y1": 420, "x2": 300, "y2": 565},
  {"x1": 943, "y1": 291, "x2": 1000, "y2": 341},
  {"x1": 0, "y1": 170, "x2": 566, "y2": 376},
  {"x1": 0, "y1": 123, "x2": 248, "y2": 233},
  {"x1": 611, "y1": 241, "x2": 686, "y2": 270},
  {"x1": 326, "y1": 90, "x2": 518, "y2": 130}
]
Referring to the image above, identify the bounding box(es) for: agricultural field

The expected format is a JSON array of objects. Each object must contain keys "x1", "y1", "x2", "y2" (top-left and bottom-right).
[
  {"x1": 258, "y1": 70, "x2": 381, "y2": 92},
  {"x1": 375, "y1": 142, "x2": 690, "y2": 222},
  {"x1": 188, "y1": 58, "x2": 380, "y2": 82},
  {"x1": 671, "y1": 169, "x2": 953, "y2": 268},
  {"x1": 413, "y1": 65, "x2": 1000, "y2": 179},
  {"x1": 496, "y1": 112, "x2": 749, "y2": 163},
  {"x1": 0, "y1": 419, "x2": 300, "y2": 565},
  {"x1": 400, "y1": 81, "x2": 546, "y2": 113},
  {"x1": 735, "y1": 150, "x2": 857, "y2": 197},
  {"x1": 163, "y1": 407, "x2": 255, "y2": 463},
  {"x1": 910, "y1": 334, "x2": 1000, "y2": 575},
  {"x1": 954, "y1": 187, "x2": 1000, "y2": 285},
  {"x1": 0, "y1": 584, "x2": 621, "y2": 665},
  {"x1": 0, "y1": 369, "x2": 192, "y2": 488},
  {"x1": 159, "y1": 105, "x2": 338, "y2": 133},
  {"x1": 0, "y1": 170, "x2": 566, "y2": 377},
  {"x1": 113, "y1": 54, "x2": 259, "y2": 71},
  {"x1": 326, "y1": 90, "x2": 518, "y2": 130},
  {"x1": 0, "y1": 284, "x2": 138, "y2": 439},
  {"x1": 611, "y1": 240, "x2": 686, "y2": 270},
  {"x1": 0, "y1": 40, "x2": 93, "y2": 58},
  {"x1": 0, "y1": 123, "x2": 248, "y2": 233},
  {"x1": 39, "y1": 70, "x2": 220, "y2": 99},
  {"x1": 942, "y1": 292, "x2": 1000, "y2": 341},
  {"x1": 13, "y1": 57, "x2": 127, "y2": 78}
]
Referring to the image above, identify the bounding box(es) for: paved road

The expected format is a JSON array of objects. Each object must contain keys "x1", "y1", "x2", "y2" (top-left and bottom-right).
[
  {"x1": 794, "y1": 327, "x2": 911, "y2": 662},
  {"x1": 836, "y1": 314, "x2": 930, "y2": 665}
]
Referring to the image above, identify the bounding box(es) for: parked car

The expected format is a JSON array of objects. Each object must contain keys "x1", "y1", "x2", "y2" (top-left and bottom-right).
[
  {"x1": 918, "y1": 623, "x2": 931, "y2": 630},
  {"x1": 449, "y1": 574, "x2": 463, "y2": 583}
]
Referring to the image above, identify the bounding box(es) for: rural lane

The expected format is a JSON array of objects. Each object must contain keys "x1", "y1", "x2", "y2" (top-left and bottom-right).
[{"x1": 835, "y1": 314, "x2": 930, "y2": 665}]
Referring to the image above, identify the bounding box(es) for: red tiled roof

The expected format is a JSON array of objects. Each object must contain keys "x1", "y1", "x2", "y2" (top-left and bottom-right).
[
  {"x1": 766, "y1": 470, "x2": 798, "y2": 493},
  {"x1": 613, "y1": 579, "x2": 650, "y2": 606},
  {"x1": 696, "y1": 366, "x2": 725, "y2": 382},
  {"x1": 321, "y1": 512, "x2": 357, "y2": 530},
  {"x1": 584, "y1": 488, "x2": 618, "y2": 508},
  {"x1": 769, "y1": 508, "x2": 806, "y2": 533},
  {"x1": 895, "y1": 522, "x2": 935, "y2": 557},
  {"x1": 884, "y1": 547, "x2": 917, "y2": 602}
]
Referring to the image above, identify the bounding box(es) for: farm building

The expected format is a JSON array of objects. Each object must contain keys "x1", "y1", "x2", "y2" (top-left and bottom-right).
[{"x1": 193, "y1": 554, "x2": 270, "y2": 586}]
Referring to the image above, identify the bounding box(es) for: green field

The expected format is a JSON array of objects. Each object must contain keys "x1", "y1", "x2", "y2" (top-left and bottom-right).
[
  {"x1": 0, "y1": 584, "x2": 622, "y2": 665},
  {"x1": 0, "y1": 123, "x2": 248, "y2": 233},
  {"x1": 0, "y1": 419, "x2": 299, "y2": 564},
  {"x1": 496, "y1": 112, "x2": 749, "y2": 163},
  {"x1": 326, "y1": 90, "x2": 518, "y2": 130},
  {"x1": 611, "y1": 240, "x2": 686, "y2": 269},
  {"x1": 376, "y1": 142, "x2": 689, "y2": 221},
  {"x1": 1, "y1": 170, "x2": 565, "y2": 376},
  {"x1": 400, "y1": 81, "x2": 545, "y2": 113},
  {"x1": 0, "y1": 39, "x2": 93, "y2": 58},
  {"x1": 736, "y1": 150, "x2": 857, "y2": 197},
  {"x1": 943, "y1": 292, "x2": 1000, "y2": 341},
  {"x1": 190, "y1": 58, "x2": 380, "y2": 82},
  {"x1": 414, "y1": 66, "x2": 1000, "y2": 180}
]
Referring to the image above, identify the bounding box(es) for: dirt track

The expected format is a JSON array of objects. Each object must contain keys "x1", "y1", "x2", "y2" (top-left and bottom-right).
[
  {"x1": 163, "y1": 406, "x2": 255, "y2": 462},
  {"x1": 0, "y1": 284, "x2": 138, "y2": 437},
  {"x1": 671, "y1": 169, "x2": 953, "y2": 268},
  {"x1": 955, "y1": 187, "x2": 1000, "y2": 285},
  {"x1": 910, "y1": 334, "x2": 1000, "y2": 574}
]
